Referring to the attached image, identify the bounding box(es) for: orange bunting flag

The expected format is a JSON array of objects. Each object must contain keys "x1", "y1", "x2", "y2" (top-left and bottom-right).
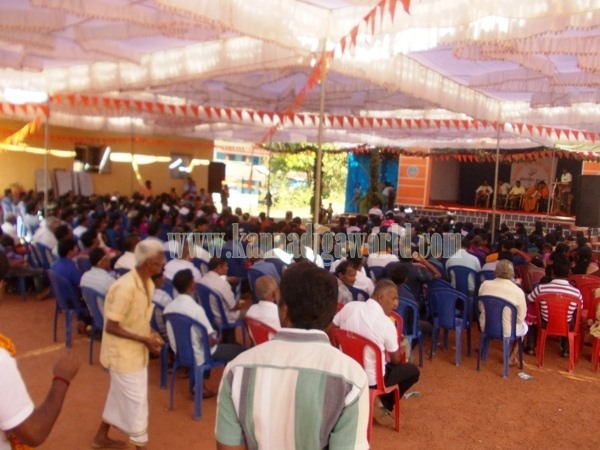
[{"x1": 401, "y1": 0, "x2": 411, "y2": 14}]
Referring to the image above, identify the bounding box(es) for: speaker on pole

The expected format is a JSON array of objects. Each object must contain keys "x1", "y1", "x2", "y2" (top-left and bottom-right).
[
  {"x1": 208, "y1": 161, "x2": 226, "y2": 193},
  {"x1": 575, "y1": 175, "x2": 600, "y2": 227}
]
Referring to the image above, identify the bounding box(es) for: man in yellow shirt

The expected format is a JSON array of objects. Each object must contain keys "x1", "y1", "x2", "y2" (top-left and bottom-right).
[{"x1": 92, "y1": 239, "x2": 165, "y2": 450}]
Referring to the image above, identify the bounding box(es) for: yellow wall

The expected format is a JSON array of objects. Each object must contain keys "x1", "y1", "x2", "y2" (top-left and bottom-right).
[{"x1": 0, "y1": 119, "x2": 213, "y2": 196}]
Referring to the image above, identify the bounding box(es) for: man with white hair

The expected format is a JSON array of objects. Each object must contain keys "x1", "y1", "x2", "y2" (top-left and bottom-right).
[
  {"x1": 1, "y1": 212, "x2": 19, "y2": 245},
  {"x1": 92, "y1": 239, "x2": 165, "y2": 450}
]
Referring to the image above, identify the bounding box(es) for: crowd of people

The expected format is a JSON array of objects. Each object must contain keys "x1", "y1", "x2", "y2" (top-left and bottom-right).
[{"x1": 1, "y1": 180, "x2": 599, "y2": 448}]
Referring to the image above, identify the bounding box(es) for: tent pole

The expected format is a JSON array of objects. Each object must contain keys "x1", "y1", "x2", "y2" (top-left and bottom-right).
[
  {"x1": 490, "y1": 119, "x2": 501, "y2": 245},
  {"x1": 43, "y1": 99, "x2": 49, "y2": 217},
  {"x1": 546, "y1": 147, "x2": 557, "y2": 230},
  {"x1": 313, "y1": 40, "x2": 328, "y2": 227},
  {"x1": 266, "y1": 138, "x2": 272, "y2": 218}
]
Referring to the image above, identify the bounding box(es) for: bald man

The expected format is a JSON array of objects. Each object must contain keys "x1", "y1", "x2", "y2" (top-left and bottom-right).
[{"x1": 246, "y1": 275, "x2": 281, "y2": 330}]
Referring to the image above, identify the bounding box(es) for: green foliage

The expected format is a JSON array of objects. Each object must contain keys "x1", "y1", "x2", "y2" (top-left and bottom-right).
[{"x1": 265, "y1": 144, "x2": 348, "y2": 212}]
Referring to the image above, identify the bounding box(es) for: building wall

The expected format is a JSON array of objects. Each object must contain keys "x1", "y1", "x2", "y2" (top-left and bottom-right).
[{"x1": 0, "y1": 118, "x2": 213, "y2": 196}]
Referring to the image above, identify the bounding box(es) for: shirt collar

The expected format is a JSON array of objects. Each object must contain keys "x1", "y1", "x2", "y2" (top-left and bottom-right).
[{"x1": 272, "y1": 328, "x2": 330, "y2": 344}]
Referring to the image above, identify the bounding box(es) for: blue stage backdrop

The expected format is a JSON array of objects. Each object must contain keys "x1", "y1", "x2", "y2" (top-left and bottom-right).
[{"x1": 344, "y1": 153, "x2": 399, "y2": 213}]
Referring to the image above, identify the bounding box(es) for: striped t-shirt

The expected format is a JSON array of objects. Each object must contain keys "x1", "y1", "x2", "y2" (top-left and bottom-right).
[
  {"x1": 215, "y1": 329, "x2": 370, "y2": 450},
  {"x1": 527, "y1": 279, "x2": 582, "y2": 323}
]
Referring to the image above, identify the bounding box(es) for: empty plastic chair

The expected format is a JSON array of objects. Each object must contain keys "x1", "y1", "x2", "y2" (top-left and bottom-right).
[
  {"x1": 427, "y1": 287, "x2": 472, "y2": 366},
  {"x1": 47, "y1": 270, "x2": 82, "y2": 348},
  {"x1": 395, "y1": 297, "x2": 424, "y2": 367},
  {"x1": 81, "y1": 287, "x2": 105, "y2": 364}
]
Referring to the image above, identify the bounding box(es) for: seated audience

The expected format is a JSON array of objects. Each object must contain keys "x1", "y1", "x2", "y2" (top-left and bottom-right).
[
  {"x1": 80, "y1": 247, "x2": 116, "y2": 298},
  {"x1": 246, "y1": 275, "x2": 281, "y2": 330}
]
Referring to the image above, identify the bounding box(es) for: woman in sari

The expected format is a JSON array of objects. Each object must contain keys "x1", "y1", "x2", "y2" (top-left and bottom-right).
[{"x1": 522, "y1": 183, "x2": 538, "y2": 212}]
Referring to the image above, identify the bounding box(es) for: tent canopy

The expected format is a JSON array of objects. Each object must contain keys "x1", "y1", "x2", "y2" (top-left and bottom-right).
[{"x1": 2, "y1": 0, "x2": 600, "y2": 150}]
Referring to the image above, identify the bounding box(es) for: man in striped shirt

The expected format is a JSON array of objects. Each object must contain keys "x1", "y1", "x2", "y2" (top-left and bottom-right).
[
  {"x1": 527, "y1": 256, "x2": 582, "y2": 357},
  {"x1": 215, "y1": 262, "x2": 370, "y2": 450}
]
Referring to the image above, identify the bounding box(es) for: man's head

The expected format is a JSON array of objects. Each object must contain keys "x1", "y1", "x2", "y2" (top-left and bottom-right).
[
  {"x1": 279, "y1": 262, "x2": 337, "y2": 330},
  {"x1": 57, "y1": 238, "x2": 77, "y2": 258},
  {"x1": 552, "y1": 256, "x2": 571, "y2": 278},
  {"x1": 173, "y1": 268, "x2": 195, "y2": 295},
  {"x1": 383, "y1": 262, "x2": 408, "y2": 286},
  {"x1": 515, "y1": 181, "x2": 521, "y2": 187},
  {"x1": 134, "y1": 239, "x2": 165, "y2": 276},
  {"x1": 89, "y1": 247, "x2": 110, "y2": 270},
  {"x1": 208, "y1": 256, "x2": 228, "y2": 275},
  {"x1": 335, "y1": 260, "x2": 357, "y2": 287},
  {"x1": 254, "y1": 275, "x2": 280, "y2": 303},
  {"x1": 494, "y1": 259, "x2": 514, "y2": 280},
  {"x1": 371, "y1": 279, "x2": 399, "y2": 315}
]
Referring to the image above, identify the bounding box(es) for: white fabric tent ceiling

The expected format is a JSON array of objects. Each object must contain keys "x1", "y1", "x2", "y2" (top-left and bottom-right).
[{"x1": 2, "y1": 0, "x2": 600, "y2": 150}]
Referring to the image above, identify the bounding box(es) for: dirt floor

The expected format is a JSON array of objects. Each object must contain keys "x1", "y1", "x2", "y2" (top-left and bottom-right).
[{"x1": 1, "y1": 290, "x2": 598, "y2": 450}]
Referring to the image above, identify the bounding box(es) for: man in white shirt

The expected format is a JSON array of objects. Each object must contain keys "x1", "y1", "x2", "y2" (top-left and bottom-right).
[
  {"x1": 560, "y1": 169, "x2": 572, "y2": 184},
  {"x1": 506, "y1": 181, "x2": 526, "y2": 209},
  {"x1": 114, "y1": 235, "x2": 139, "y2": 271},
  {"x1": 246, "y1": 275, "x2": 281, "y2": 330},
  {"x1": 445, "y1": 238, "x2": 482, "y2": 294},
  {"x1": 164, "y1": 269, "x2": 243, "y2": 370},
  {"x1": 32, "y1": 216, "x2": 60, "y2": 250},
  {"x1": 163, "y1": 239, "x2": 202, "y2": 283},
  {"x1": 198, "y1": 257, "x2": 247, "y2": 327},
  {"x1": 475, "y1": 180, "x2": 493, "y2": 207},
  {"x1": 333, "y1": 279, "x2": 420, "y2": 425},
  {"x1": 80, "y1": 247, "x2": 116, "y2": 298},
  {"x1": 1, "y1": 213, "x2": 19, "y2": 245}
]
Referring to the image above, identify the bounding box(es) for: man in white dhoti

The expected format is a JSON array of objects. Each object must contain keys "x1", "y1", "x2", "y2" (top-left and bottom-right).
[{"x1": 92, "y1": 240, "x2": 165, "y2": 450}]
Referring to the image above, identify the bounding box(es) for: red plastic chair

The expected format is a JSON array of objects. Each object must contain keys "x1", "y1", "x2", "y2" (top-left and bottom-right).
[
  {"x1": 535, "y1": 293, "x2": 582, "y2": 372},
  {"x1": 388, "y1": 311, "x2": 406, "y2": 363},
  {"x1": 589, "y1": 295, "x2": 600, "y2": 372},
  {"x1": 333, "y1": 328, "x2": 400, "y2": 442},
  {"x1": 568, "y1": 274, "x2": 600, "y2": 321},
  {"x1": 245, "y1": 317, "x2": 277, "y2": 346}
]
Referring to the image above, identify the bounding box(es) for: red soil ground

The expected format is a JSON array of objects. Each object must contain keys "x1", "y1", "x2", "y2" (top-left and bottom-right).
[{"x1": 1, "y1": 291, "x2": 598, "y2": 450}]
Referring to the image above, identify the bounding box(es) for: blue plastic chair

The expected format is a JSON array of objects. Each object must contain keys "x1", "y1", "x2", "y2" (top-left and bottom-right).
[
  {"x1": 35, "y1": 243, "x2": 55, "y2": 269},
  {"x1": 81, "y1": 287, "x2": 105, "y2": 364},
  {"x1": 247, "y1": 267, "x2": 263, "y2": 304},
  {"x1": 163, "y1": 312, "x2": 227, "y2": 420},
  {"x1": 196, "y1": 283, "x2": 247, "y2": 347},
  {"x1": 47, "y1": 270, "x2": 82, "y2": 348},
  {"x1": 192, "y1": 258, "x2": 209, "y2": 275},
  {"x1": 447, "y1": 265, "x2": 479, "y2": 319},
  {"x1": 367, "y1": 265, "x2": 385, "y2": 282},
  {"x1": 478, "y1": 270, "x2": 495, "y2": 283},
  {"x1": 395, "y1": 296, "x2": 424, "y2": 367},
  {"x1": 349, "y1": 285, "x2": 369, "y2": 302},
  {"x1": 115, "y1": 267, "x2": 130, "y2": 277},
  {"x1": 447, "y1": 266, "x2": 479, "y2": 297},
  {"x1": 476, "y1": 295, "x2": 524, "y2": 378},
  {"x1": 264, "y1": 257, "x2": 288, "y2": 278},
  {"x1": 150, "y1": 301, "x2": 170, "y2": 390},
  {"x1": 76, "y1": 256, "x2": 92, "y2": 273},
  {"x1": 427, "y1": 287, "x2": 472, "y2": 366},
  {"x1": 162, "y1": 278, "x2": 175, "y2": 297}
]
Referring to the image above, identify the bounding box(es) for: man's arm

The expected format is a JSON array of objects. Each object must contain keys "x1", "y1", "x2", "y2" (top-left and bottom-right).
[
  {"x1": 105, "y1": 319, "x2": 163, "y2": 354},
  {"x1": 9, "y1": 352, "x2": 80, "y2": 447}
]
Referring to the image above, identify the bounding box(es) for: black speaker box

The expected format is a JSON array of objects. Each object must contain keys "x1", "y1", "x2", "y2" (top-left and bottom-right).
[
  {"x1": 575, "y1": 175, "x2": 600, "y2": 227},
  {"x1": 208, "y1": 162, "x2": 226, "y2": 193}
]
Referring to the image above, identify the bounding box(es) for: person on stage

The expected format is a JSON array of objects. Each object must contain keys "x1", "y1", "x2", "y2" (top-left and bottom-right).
[
  {"x1": 560, "y1": 169, "x2": 572, "y2": 184},
  {"x1": 506, "y1": 180, "x2": 525, "y2": 209},
  {"x1": 474, "y1": 180, "x2": 493, "y2": 207}
]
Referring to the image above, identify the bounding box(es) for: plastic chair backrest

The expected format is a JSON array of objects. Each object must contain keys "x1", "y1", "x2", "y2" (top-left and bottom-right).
[
  {"x1": 192, "y1": 258, "x2": 209, "y2": 275},
  {"x1": 479, "y1": 270, "x2": 495, "y2": 283},
  {"x1": 247, "y1": 267, "x2": 264, "y2": 303},
  {"x1": 568, "y1": 275, "x2": 600, "y2": 314},
  {"x1": 349, "y1": 285, "x2": 369, "y2": 302},
  {"x1": 47, "y1": 270, "x2": 80, "y2": 311},
  {"x1": 477, "y1": 295, "x2": 517, "y2": 339},
  {"x1": 162, "y1": 278, "x2": 175, "y2": 297},
  {"x1": 535, "y1": 293, "x2": 582, "y2": 336},
  {"x1": 26, "y1": 244, "x2": 44, "y2": 269},
  {"x1": 150, "y1": 301, "x2": 165, "y2": 334},
  {"x1": 447, "y1": 266, "x2": 478, "y2": 297},
  {"x1": 245, "y1": 317, "x2": 277, "y2": 345},
  {"x1": 81, "y1": 287, "x2": 105, "y2": 331},
  {"x1": 76, "y1": 256, "x2": 92, "y2": 273},
  {"x1": 368, "y1": 266, "x2": 385, "y2": 282},
  {"x1": 264, "y1": 257, "x2": 288, "y2": 278},
  {"x1": 388, "y1": 311, "x2": 404, "y2": 345},
  {"x1": 163, "y1": 312, "x2": 213, "y2": 368},
  {"x1": 115, "y1": 267, "x2": 130, "y2": 277},
  {"x1": 195, "y1": 283, "x2": 223, "y2": 328},
  {"x1": 427, "y1": 287, "x2": 471, "y2": 329},
  {"x1": 396, "y1": 297, "x2": 420, "y2": 339},
  {"x1": 333, "y1": 328, "x2": 385, "y2": 390},
  {"x1": 35, "y1": 243, "x2": 55, "y2": 269}
]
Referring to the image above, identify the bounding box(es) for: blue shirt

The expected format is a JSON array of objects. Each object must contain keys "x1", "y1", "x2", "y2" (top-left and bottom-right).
[{"x1": 51, "y1": 257, "x2": 82, "y2": 293}]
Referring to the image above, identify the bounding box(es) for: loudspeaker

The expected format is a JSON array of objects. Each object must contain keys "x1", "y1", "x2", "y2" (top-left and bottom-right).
[
  {"x1": 208, "y1": 162, "x2": 226, "y2": 193},
  {"x1": 575, "y1": 175, "x2": 600, "y2": 227}
]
